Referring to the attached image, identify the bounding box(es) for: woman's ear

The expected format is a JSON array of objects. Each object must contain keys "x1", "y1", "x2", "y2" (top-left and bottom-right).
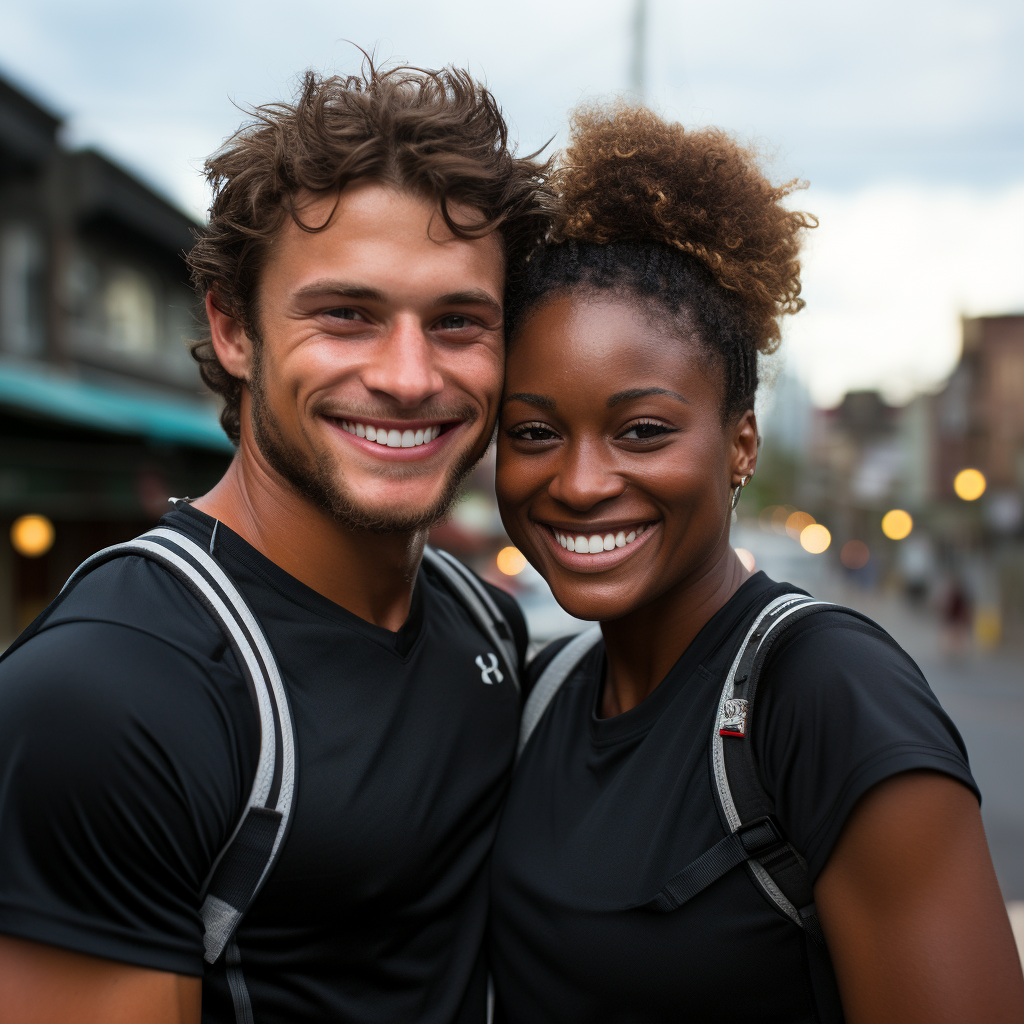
[
  {"x1": 730, "y1": 409, "x2": 759, "y2": 486},
  {"x1": 206, "y1": 292, "x2": 254, "y2": 381}
]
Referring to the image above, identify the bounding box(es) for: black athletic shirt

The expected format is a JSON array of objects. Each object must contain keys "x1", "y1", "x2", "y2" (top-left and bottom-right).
[
  {"x1": 0, "y1": 503, "x2": 527, "y2": 1024},
  {"x1": 488, "y1": 572, "x2": 978, "y2": 1024}
]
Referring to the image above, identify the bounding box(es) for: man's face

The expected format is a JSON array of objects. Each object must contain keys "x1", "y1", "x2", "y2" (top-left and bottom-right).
[{"x1": 241, "y1": 182, "x2": 505, "y2": 532}]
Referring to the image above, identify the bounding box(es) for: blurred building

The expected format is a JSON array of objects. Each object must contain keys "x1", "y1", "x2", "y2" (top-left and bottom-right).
[
  {"x1": 0, "y1": 73, "x2": 231, "y2": 639},
  {"x1": 791, "y1": 314, "x2": 1024, "y2": 644}
]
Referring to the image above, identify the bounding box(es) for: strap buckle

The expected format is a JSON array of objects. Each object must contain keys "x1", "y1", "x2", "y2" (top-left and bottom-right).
[{"x1": 736, "y1": 815, "x2": 787, "y2": 857}]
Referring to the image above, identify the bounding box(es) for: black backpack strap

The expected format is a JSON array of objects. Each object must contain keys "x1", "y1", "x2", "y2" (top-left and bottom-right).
[
  {"x1": 422, "y1": 546, "x2": 521, "y2": 694},
  {"x1": 24, "y1": 525, "x2": 297, "y2": 1022}
]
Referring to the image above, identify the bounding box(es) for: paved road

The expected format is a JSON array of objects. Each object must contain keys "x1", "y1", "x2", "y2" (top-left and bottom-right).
[{"x1": 812, "y1": 578, "x2": 1024, "y2": 902}]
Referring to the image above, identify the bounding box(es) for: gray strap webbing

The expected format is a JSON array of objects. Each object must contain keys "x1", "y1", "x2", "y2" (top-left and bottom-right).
[
  {"x1": 422, "y1": 546, "x2": 520, "y2": 693},
  {"x1": 710, "y1": 593, "x2": 831, "y2": 934},
  {"x1": 60, "y1": 527, "x2": 296, "y2": 973},
  {"x1": 517, "y1": 626, "x2": 602, "y2": 761}
]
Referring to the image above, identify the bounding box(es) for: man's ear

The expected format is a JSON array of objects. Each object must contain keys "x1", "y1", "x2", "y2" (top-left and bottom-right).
[
  {"x1": 730, "y1": 409, "x2": 759, "y2": 486},
  {"x1": 206, "y1": 292, "x2": 254, "y2": 381}
]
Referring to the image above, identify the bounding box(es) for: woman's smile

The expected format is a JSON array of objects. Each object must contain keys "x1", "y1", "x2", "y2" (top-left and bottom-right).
[{"x1": 497, "y1": 292, "x2": 747, "y2": 623}]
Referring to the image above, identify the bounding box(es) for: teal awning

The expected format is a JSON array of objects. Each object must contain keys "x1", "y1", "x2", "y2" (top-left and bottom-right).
[{"x1": 0, "y1": 360, "x2": 234, "y2": 452}]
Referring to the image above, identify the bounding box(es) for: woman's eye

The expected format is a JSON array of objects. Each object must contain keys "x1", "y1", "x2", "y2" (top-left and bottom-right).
[
  {"x1": 324, "y1": 307, "x2": 366, "y2": 322},
  {"x1": 508, "y1": 422, "x2": 559, "y2": 442},
  {"x1": 620, "y1": 421, "x2": 672, "y2": 441}
]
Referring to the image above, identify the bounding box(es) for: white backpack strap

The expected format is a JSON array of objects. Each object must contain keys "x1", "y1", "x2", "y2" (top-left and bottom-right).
[
  {"x1": 422, "y1": 546, "x2": 520, "y2": 693},
  {"x1": 62, "y1": 527, "x2": 296, "y2": 970},
  {"x1": 517, "y1": 626, "x2": 602, "y2": 762}
]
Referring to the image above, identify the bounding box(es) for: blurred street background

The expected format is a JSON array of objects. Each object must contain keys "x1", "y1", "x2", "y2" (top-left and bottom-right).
[{"x1": 0, "y1": 0, "x2": 1021, "y2": 955}]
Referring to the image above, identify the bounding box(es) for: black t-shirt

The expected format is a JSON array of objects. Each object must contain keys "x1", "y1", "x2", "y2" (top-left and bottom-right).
[
  {"x1": 0, "y1": 503, "x2": 527, "y2": 1024},
  {"x1": 488, "y1": 572, "x2": 978, "y2": 1024}
]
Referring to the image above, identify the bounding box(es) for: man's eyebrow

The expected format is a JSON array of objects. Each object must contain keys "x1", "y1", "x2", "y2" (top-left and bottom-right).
[
  {"x1": 293, "y1": 281, "x2": 387, "y2": 303},
  {"x1": 607, "y1": 387, "x2": 689, "y2": 407},
  {"x1": 436, "y1": 290, "x2": 503, "y2": 319},
  {"x1": 504, "y1": 392, "x2": 556, "y2": 409}
]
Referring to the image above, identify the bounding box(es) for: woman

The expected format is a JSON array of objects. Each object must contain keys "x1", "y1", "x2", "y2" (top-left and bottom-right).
[{"x1": 488, "y1": 106, "x2": 1024, "y2": 1023}]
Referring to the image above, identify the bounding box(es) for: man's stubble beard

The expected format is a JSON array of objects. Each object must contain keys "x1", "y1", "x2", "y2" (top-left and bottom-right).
[{"x1": 248, "y1": 352, "x2": 489, "y2": 534}]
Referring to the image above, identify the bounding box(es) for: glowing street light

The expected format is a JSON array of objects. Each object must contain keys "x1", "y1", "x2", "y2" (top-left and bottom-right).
[
  {"x1": 496, "y1": 546, "x2": 527, "y2": 576},
  {"x1": 800, "y1": 524, "x2": 831, "y2": 554},
  {"x1": 953, "y1": 468, "x2": 986, "y2": 502},
  {"x1": 11, "y1": 514, "x2": 55, "y2": 558},
  {"x1": 881, "y1": 509, "x2": 913, "y2": 540}
]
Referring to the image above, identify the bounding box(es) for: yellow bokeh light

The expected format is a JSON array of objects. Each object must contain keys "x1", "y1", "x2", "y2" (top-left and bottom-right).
[
  {"x1": 785, "y1": 510, "x2": 815, "y2": 539},
  {"x1": 799, "y1": 523, "x2": 831, "y2": 554},
  {"x1": 496, "y1": 546, "x2": 527, "y2": 576},
  {"x1": 11, "y1": 514, "x2": 55, "y2": 558},
  {"x1": 953, "y1": 468, "x2": 986, "y2": 502},
  {"x1": 881, "y1": 509, "x2": 913, "y2": 540}
]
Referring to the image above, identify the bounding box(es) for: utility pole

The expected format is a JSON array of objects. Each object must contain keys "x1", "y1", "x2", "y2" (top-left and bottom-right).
[{"x1": 629, "y1": 0, "x2": 648, "y2": 101}]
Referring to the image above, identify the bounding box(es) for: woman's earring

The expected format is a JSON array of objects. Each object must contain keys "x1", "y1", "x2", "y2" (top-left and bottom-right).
[{"x1": 730, "y1": 475, "x2": 750, "y2": 511}]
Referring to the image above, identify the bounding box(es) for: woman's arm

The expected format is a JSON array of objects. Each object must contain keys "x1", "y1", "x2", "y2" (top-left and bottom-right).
[
  {"x1": 0, "y1": 935, "x2": 200, "y2": 1024},
  {"x1": 814, "y1": 769, "x2": 1024, "y2": 1023}
]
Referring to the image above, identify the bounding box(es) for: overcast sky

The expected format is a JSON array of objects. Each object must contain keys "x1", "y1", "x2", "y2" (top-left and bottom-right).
[{"x1": 2, "y1": 0, "x2": 1022, "y2": 405}]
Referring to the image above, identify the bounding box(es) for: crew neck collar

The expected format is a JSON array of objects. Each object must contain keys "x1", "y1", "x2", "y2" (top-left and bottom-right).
[
  {"x1": 588, "y1": 572, "x2": 781, "y2": 746},
  {"x1": 158, "y1": 501, "x2": 425, "y2": 656}
]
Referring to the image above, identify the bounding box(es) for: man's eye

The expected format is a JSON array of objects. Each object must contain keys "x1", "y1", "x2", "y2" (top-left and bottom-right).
[
  {"x1": 508, "y1": 422, "x2": 559, "y2": 442},
  {"x1": 324, "y1": 308, "x2": 366, "y2": 322},
  {"x1": 438, "y1": 315, "x2": 473, "y2": 330},
  {"x1": 620, "y1": 421, "x2": 672, "y2": 441}
]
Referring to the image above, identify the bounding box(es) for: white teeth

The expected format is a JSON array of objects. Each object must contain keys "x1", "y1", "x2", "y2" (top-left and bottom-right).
[
  {"x1": 553, "y1": 526, "x2": 652, "y2": 555},
  {"x1": 338, "y1": 420, "x2": 444, "y2": 447}
]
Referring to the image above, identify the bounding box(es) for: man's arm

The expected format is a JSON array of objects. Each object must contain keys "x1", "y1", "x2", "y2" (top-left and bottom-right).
[
  {"x1": 815, "y1": 770, "x2": 1024, "y2": 1023},
  {"x1": 0, "y1": 935, "x2": 200, "y2": 1024}
]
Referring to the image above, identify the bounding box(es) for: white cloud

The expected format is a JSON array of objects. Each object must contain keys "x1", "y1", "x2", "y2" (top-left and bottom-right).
[{"x1": 785, "y1": 182, "x2": 1024, "y2": 406}]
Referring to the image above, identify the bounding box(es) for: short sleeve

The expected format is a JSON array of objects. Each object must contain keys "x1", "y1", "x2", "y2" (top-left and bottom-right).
[
  {"x1": 0, "y1": 618, "x2": 258, "y2": 975},
  {"x1": 752, "y1": 612, "x2": 978, "y2": 882}
]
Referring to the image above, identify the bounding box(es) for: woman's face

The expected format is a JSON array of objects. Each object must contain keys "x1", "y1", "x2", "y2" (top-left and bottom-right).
[{"x1": 496, "y1": 291, "x2": 757, "y2": 622}]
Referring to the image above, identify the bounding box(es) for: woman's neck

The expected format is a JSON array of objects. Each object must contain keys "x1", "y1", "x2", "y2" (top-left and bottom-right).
[{"x1": 598, "y1": 546, "x2": 750, "y2": 718}]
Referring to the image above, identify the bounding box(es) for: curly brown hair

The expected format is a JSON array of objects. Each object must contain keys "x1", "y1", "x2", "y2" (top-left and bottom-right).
[
  {"x1": 187, "y1": 60, "x2": 553, "y2": 442},
  {"x1": 506, "y1": 104, "x2": 815, "y2": 418}
]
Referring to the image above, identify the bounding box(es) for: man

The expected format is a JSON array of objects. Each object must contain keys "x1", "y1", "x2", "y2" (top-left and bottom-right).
[{"x1": 0, "y1": 64, "x2": 549, "y2": 1023}]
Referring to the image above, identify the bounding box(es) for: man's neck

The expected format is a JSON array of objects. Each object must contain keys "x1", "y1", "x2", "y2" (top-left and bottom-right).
[{"x1": 193, "y1": 453, "x2": 425, "y2": 633}]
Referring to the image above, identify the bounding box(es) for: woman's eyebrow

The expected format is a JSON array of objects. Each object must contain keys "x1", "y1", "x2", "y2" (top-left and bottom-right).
[
  {"x1": 504, "y1": 392, "x2": 556, "y2": 409},
  {"x1": 607, "y1": 387, "x2": 689, "y2": 407}
]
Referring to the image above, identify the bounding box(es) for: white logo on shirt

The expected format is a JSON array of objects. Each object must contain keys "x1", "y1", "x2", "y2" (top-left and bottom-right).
[{"x1": 475, "y1": 653, "x2": 504, "y2": 685}]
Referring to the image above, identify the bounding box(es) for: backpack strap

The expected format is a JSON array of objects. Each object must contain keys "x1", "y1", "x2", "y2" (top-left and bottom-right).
[
  {"x1": 53, "y1": 527, "x2": 296, "y2": 967},
  {"x1": 517, "y1": 626, "x2": 602, "y2": 762},
  {"x1": 422, "y1": 546, "x2": 521, "y2": 694},
  {"x1": 646, "y1": 592, "x2": 880, "y2": 950}
]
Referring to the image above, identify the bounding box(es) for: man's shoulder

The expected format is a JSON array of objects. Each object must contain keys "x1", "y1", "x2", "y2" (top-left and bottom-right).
[
  {"x1": 37, "y1": 547, "x2": 227, "y2": 661},
  {"x1": 421, "y1": 552, "x2": 529, "y2": 667}
]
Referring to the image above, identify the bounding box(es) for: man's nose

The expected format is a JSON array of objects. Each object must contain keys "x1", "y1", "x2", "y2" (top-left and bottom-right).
[
  {"x1": 547, "y1": 441, "x2": 627, "y2": 511},
  {"x1": 361, "y1": 317, "x2": 445, "y2": 408}
]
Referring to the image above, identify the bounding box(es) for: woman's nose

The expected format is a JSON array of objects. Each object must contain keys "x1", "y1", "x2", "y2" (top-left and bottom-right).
[{"x1": 547, "y1": 442, "x2": 627, "y2": 511}]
